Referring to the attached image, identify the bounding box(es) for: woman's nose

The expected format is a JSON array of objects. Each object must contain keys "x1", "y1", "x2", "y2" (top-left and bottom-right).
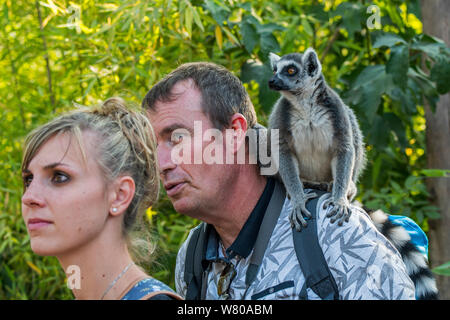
[{"x1": 22, "y1": 180, "x2": 45, "y2": 208}]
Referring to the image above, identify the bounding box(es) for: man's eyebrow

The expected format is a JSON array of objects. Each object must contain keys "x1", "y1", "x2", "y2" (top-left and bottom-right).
[{"x1": 160, "y1": 123, "x2": 193, "y2": 137}]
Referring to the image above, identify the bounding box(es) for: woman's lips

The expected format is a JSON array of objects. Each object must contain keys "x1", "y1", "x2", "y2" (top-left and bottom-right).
[
  {"x1": 28, "y1": 218, "x2": 53, "y2": 231},
  {"x1": 165, "y1": 182, "x2": 186, "y2": 197}
]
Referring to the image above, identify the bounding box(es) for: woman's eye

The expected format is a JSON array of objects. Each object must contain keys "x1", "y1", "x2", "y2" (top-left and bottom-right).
[
  {"x1": 52, "y1": 172, "x2": 70, "y2": 184},
  {"x1": 23, "y1": 175, "x2": 33, "y2": 188}
]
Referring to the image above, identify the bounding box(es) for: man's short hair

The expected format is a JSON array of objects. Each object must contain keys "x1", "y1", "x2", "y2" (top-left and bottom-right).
[{"x1": 142, "y1": 62, "x2": 257, "y2": 130}]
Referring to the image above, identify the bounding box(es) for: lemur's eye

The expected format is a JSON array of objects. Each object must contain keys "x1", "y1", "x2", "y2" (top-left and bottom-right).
[{"x1": 287, "y1": 67, "x2": 296, "y2": 75}]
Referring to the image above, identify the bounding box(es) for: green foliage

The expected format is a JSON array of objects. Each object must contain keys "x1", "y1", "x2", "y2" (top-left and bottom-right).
[
  {"x1": 1, "y1": 0, "x2": 449, "y2": 299},
  {"x1": 432, "y1": 261, "x2": 450, "y2": 277}
]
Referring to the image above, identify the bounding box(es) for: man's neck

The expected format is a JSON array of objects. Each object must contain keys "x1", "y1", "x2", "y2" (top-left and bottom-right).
[{"x1": 212, "y1": 165, "x2": 268, "y2": 249}]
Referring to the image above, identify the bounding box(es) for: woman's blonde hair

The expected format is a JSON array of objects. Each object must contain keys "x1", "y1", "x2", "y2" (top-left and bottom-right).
[{"x1": 22, "y1": 97, "x2": 159, "y2": 265}]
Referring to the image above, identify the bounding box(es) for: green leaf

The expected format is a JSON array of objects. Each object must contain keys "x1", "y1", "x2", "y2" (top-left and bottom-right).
[
  {"x1": 411, "y1": 34, "x2": 448, "y2": 59},
  {"x1": 384, "y1": 112, "x2": 407, "y2": 147},
  {"x1": 350, "y1": 65, "x2": 392, "y2": 121},
  {"x1": 408, "y1": 67, "x2": 439, "y2": 111},
  {"x1": 301, "y1": 18, "x2": 313, "y2": 36},
  {"x1": 332, "y1": 2, "x2": 364, "y2": 37},
  {"x1": 353, "y1": 65, "x2": 386, "y2": 87},
  {"x1": 373, "y1": 33, "x2": 407, "y2": 48},
  {"x1": 420, "y1": 169, "x2": 450, "y2": 178},
  {"x1": 305, "y1": 3, "x2": 328, "y2": 22},
  {"x1": 240, "y1": 21, "x2": 258, "y2": 54},
  {"x1": 259, "y1": 33, "x2": 280, "y2": 57},
  {"x1": 368, "y1": 115, "x2": 390, "y2": 148},
  {"x1": 203, "y1": 0, "x2": 230, "y2": 26},
  {"x1": 184, "y1": 6, "x2": 193, "y2": 36},
  {"x1": 240, "y1": 60, "x2": 279, "y2": 112},
  {"x1": 386, "y1": 44, "x2": 409, "y2": 89},
  {"x1": 432, "y1": 261, "x2": 450, "y2": 276},
  {"x1": 191, "y1": 6, "x2": 204, "y2": 32},
  {"x1": 256, "y1": 22, "x2": 285, "y2": 34},
  {"x1": 238, "y1": 2, "x2": 252, "y2": 12},
  {"x1": 388, "y1": 87, "x2": 417, "y2": 115},
  {"x1": 430, "y1": 58, "x2": 450, "y2": 94}
]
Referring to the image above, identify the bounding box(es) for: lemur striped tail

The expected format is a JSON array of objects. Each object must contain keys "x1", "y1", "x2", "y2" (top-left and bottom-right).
[{"x1": 366, "y1": 208, "x2": 439, "y2": 300}]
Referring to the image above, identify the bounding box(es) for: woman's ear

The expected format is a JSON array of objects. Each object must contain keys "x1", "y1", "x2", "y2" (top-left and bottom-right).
[{"x1": 109, "y1": 176, "x2": 135, "y2": 216}]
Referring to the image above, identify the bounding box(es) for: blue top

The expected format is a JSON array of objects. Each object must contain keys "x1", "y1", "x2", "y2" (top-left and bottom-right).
[{"x1": 121, "y1": 277, "x2": 177, "y2": 300}]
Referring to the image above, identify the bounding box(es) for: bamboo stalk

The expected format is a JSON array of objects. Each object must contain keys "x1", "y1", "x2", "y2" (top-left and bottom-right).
[{"x1": 35, "y1": 0, "x2": 56, "y2": 111}]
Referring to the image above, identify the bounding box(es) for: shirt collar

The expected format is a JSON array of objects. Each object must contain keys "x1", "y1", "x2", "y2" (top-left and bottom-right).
[{"x1": 204, "y1": 177, "x2": 276, "y2": 263}]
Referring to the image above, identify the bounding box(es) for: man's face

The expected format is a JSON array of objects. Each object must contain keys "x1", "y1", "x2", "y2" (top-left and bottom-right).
[{"x1": 148, "y1": 79, "x2": 232, "y2": 218}]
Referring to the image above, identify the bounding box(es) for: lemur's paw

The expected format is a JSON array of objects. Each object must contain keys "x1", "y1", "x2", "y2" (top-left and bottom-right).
[
  {"x1": 323, "y1": 198, "x2": 351, "y2": 226},
  {"x1": 289, "y1": 191, "x2": 318, "y2": 231}
]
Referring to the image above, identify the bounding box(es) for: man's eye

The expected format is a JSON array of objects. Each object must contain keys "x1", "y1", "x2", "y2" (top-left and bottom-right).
[
  {"x1": 52, "y1": 172, "x2": 70, "y2": 184},
  {"x1": 171, "y1": 130, "x2": 188, "y2": 144},
  {"x1": 173, "y1": 133, "x2": 183, "y2": 143}
]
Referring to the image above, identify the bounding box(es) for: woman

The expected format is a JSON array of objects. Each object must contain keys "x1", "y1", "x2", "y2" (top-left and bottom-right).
[{"x1": 21, "y1": 97, "x2": 181, "y2": 300}]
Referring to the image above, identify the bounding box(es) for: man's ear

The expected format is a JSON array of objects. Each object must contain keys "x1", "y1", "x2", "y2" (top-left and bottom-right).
[
  {"x1": 269, "y1": 52, "x2": 281, "y2": 70},
  {"x1": 303, "y1": 48, "x2": 321, "y2": 77},
  {"x1": 109, "y1": 176, "x2": 135, "y2": 217},
  {"x1": 229, "y1": 113, "x2": 248, "y2": 154}
]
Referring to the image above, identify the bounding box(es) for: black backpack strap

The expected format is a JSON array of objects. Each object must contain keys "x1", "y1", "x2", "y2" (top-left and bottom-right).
[
  {"x1": 184, "y1": 223, "x2": 209, "y2": 300},
  {"x1": 293, "y1": 190, "x2": 339, "y2": 300},
  {"x1": 245, "y1": 180, "x2": 286, "y2": 287}
]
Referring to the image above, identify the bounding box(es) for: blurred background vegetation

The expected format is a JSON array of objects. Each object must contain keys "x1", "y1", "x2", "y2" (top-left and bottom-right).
[{"x1": 0, "y1": 0, "x2": 449, "y2": 299}]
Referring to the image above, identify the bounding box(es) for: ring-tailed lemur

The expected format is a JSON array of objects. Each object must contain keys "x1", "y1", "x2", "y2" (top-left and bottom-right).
[{"x1": 268, "y1": 48, "x2": 366, "y2": 231}]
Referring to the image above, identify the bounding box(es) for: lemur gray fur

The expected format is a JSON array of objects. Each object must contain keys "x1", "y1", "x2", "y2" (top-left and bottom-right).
[{"x1": 267, "y1": 48, "x2": 366, "y2": 231}]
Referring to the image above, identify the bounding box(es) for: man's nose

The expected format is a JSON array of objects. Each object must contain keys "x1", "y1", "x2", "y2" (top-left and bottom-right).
[
  {"x1": 157, "y1": 144, "x2": 176, "y2": 176},
  {"x1": 22, "y1": 180, "x2": 45, "y2": 208}
]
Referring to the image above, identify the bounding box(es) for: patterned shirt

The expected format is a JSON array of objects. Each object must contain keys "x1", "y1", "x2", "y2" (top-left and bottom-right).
[{"x1": 175, "y1": 180, "x2": 415, "y2": 300}]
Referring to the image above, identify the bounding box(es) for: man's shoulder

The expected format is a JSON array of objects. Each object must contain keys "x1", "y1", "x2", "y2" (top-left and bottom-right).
[{"x1": 310, "y1": 194, "x2": 415, "y2": 299}]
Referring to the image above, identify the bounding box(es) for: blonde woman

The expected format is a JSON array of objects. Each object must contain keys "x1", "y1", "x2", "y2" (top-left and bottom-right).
[{"x1": 21, "y1": 98, "x2": 181, "y2": 300}]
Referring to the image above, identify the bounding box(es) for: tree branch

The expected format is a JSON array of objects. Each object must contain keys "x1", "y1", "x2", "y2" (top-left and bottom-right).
[{"x1": 320, "y1": 26, "x2": 340, "y2": 62}]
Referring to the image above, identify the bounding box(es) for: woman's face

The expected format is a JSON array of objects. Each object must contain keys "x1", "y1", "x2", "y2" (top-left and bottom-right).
[{"x1": 21, "y1": 131, "x2": 113, "y2": 257}]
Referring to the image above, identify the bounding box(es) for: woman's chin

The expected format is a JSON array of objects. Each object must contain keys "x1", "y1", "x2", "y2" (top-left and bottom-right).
[{"x1": 30, "y1": 239, "x2": 60, "y2": 256}]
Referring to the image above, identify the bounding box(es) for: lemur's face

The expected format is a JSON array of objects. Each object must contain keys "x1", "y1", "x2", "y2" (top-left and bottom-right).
[{"x1": 268, "y1": 49, "x2": 322, "y2": 95}]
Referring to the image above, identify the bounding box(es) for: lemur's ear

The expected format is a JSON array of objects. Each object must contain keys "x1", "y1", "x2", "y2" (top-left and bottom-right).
[
  {"x1": 269, "y1": 52, "x2": 281, "y2": 69},
  {"x1": 303, "y1": 48, "x2": 321, "y2": 77}
]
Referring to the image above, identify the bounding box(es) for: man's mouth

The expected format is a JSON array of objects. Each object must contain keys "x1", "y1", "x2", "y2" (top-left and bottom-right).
[{"x1": 164, "y1": 181, "x2": 187, "y2": 197}]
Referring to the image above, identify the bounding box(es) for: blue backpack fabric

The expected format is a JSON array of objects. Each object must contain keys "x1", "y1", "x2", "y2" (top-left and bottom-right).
[
  {"x1": 387, "y1": 215, "x2": 429, "y2": 260},
  {"x1": 121, "y1": 277, "x2": 178, "y2": 300}
]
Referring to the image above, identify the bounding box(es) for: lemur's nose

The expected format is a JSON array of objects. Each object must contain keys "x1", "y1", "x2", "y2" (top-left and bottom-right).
[
  {"x1": 268, "y1": 76, "x2": 278, "y2": 86},
  {"x1": 268, "y1": 76, "x2": 281, "y2": 90}
]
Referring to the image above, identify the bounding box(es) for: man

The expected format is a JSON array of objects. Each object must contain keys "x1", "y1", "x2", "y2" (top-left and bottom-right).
[{"x1": 143, "y1": 62, "x2": 415, "y2": 300}]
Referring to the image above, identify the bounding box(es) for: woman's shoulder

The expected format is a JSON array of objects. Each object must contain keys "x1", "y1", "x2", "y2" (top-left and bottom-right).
[{"x1": 121, "y1": 277, "x2": 182, "y2": 300}]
